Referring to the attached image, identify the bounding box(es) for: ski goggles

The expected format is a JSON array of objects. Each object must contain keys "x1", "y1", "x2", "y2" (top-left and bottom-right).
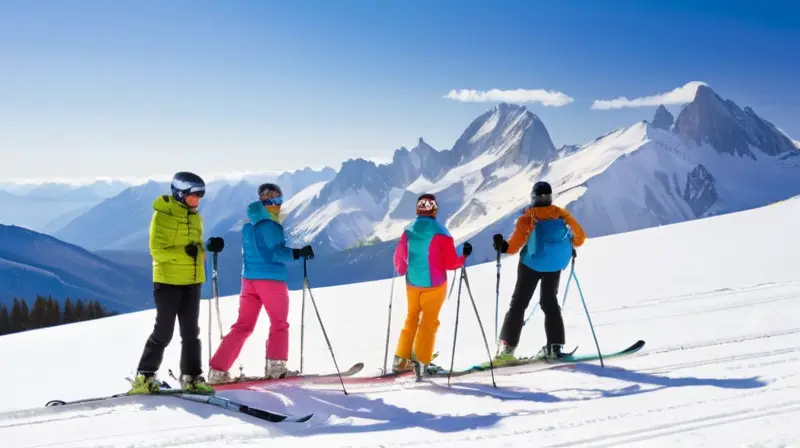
[
  {"x1": 187, "y1": 188, "x2": 205, "y2": 198},
  {"x1": 261, "y1": 196, "x2": 283, "y2": 206},
  {"x1": 416, "y1": 197, "x2": 438, "y2": 212}
]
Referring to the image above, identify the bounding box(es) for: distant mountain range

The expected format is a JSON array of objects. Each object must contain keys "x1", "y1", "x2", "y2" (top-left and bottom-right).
[
  {"x1": 0, "y1": 180, "x2": 133, "y2": 233},
  {"x1": 2, "y1": 84, "x2": 799, "y2": 307},
  {"x1": 0, "y1": 224, "x2": 152, "y2": 312},
  {"x1": 47, "y1": 167, "x2": 337, "y2": 252}
]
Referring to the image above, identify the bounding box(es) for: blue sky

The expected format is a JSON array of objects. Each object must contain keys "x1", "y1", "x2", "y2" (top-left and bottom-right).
[{"x1": 1, "y1": 0, "x2": 799, "y2": 182}]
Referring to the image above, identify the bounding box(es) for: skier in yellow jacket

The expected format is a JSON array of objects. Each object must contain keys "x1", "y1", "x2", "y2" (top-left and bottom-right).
[{"x1": 129, "y1": 172, "x2": 214, "y2": 394}]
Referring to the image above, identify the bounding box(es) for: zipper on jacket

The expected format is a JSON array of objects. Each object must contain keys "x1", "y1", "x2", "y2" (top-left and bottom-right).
[{"x1": 186, "y1": 209, "x2": 197, "y2": 282}]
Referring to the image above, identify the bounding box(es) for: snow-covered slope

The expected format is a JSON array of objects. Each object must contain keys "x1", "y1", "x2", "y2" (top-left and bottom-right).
[{"x1": 1, "y1": 195, "x2": 800, "y2": 446}]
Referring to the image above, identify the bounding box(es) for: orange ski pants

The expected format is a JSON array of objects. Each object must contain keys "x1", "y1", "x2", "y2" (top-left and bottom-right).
[{"x1": 394, "y1": 282, "x2": 447, "y2": 365}]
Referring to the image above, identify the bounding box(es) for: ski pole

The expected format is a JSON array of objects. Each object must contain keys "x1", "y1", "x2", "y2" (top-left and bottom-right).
[
  {"x1": 559, "y1": 255, "x2": 576, "y2": 310},
  {"x1": 300, "y1": 262, "x2": 307, "y2": 374},
  {"x1": 461, "y1": 266, "x2": 496, "y2": 388},
  {"x1": 382, "y1": 269, "x2": 396, "y2": 375},
  {"x1": 494, "y1": 250, "x2": 501, "y2": 341},
  {"x1": 572, "y1": 267, "x2": 604, "y2": 367},
  {"x1": 447, "y1": 267, "x2": 464, "y2": 386},
  {"x1": 303, "y1": 258, "x2": 349, "y2": 394},
  {"x1": 207, "y1": 257, "x2": 212, "y2": 371},
  {"x1": 446, "y1": 270, "x2": 456, "y2": 301},
  {"x1": 212, "y1": 252, "x2": 223, "y2": 340}
]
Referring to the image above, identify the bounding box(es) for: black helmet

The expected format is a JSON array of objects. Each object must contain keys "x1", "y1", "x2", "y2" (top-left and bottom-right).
[
  {"x1": 531, "y1": 181, "x2": 552, "y2": 207},
  {"x1": 258, "y1": 183, "x2": 282, "y2": 197},
  {"x1": 171, "y1": 171, "x2": 206, "y2": 203},
  {"x1": 258, "y1": 183, "x2": 284, "y2": 206}
]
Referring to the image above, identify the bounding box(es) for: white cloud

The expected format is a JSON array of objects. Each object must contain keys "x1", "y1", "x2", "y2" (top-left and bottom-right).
[
  {"x1": 591, "y1": 81, "x2": 708, "y2": 110},
  {"x1": 444, "y1": 88, "x2": 575, "y2": 107}
]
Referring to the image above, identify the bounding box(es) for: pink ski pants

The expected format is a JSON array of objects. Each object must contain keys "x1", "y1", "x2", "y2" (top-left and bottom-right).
[{"x1": 209, "y1": 278, "x2": 289, "y2": 371}]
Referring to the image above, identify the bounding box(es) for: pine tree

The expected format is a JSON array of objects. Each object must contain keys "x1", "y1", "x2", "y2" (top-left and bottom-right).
[
  {"x1": 86, "y1": 300, "x2": 98, "y2": 320},
  {"x1": 46, "y1": 296, "x2": 61, "y2": 326},
  {"x1": 10, "y1": 298, "x2": 24, "y2": 333},
  {"x1": 63, "y1": 298, "x2": 74, "y2": 324},
  {"x1": 93, "y1": 301, "x2": 110, "y2": 318},
  {"x1": 1, "y1": 296, "x2": 116, "y2": 334},
  {"x1": 29, "y1": 296, "x2": 48, "y2": 328},
  {"x1": 74, "y1": 299, "x2": 86, "y2": 322},
  {"x1": 0, "y1": 304, "x2": 9, "y2": 335},
  {"x1": 19, "y1": 299, "x2": 30, "y2": 331}
]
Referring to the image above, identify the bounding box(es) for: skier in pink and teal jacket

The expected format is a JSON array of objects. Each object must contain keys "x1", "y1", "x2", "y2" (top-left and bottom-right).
[{"x1": 391, "y1": 193, "x2": 472, "y2": 376}]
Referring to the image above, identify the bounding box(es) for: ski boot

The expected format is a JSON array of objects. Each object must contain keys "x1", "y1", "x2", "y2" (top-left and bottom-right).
[
  {"x1": 180, "y1": 374, "x2": 215, "y2": 394},
  {"x1": 492, "y1": 340, "x2": 517, "y2": 366},
  {"x1": 265, "y1": 359, "x2": 295, "y2": 379},
  {"x1": 207, "y1": 368, "x2": 231, "y2": 385},
  {"x1": 411, "y1": 360, "x2": 445, "y2": 381},
  {"x1": 392, "y1": 355, "x2": 414, "y2": 374},
  {"x1": 536, "y1": 343, "x2": 567, "y2": 361},
  {"x1": 127, "y1": 373, "x2": 160, "y2": 394}
]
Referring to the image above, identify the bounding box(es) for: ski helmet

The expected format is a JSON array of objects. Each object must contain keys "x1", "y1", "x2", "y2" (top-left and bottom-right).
[
  {"x1": 531, "y1": 181, "x2": 552, "y2": 207},
  {"x1": 416, "y1": 193, "x2": 438, "y2": 217},
  {"x1": 171, "y1": 171, "x2": 205, "y2": 203},
  {"x1": 258, "y1": 183, "x2": 283, "y2": 206}
]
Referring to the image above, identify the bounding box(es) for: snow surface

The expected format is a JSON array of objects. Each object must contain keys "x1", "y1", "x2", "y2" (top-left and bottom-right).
[{"x1": 2, "y1": 195, "x2": 800, "y2": 446}]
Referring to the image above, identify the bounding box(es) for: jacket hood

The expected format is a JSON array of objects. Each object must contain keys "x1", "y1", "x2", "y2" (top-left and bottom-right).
[
  {"x1": 247, "y1": 200, "x2": 275, "y2": 224},
  {"x1": 524, "y1": 204, "x2": 563, "y2": 221},
  {"x1": 406, "y1": 215, "x2": 445, "y2": 237},
  {"x1": 153, "y1": 194, "x2": 190, "y2": 215}
]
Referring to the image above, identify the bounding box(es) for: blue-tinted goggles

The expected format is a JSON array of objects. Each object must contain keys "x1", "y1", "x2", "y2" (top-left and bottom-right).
[{"x1": 261, "y1": 196, "x2": 283, "y2": 206}]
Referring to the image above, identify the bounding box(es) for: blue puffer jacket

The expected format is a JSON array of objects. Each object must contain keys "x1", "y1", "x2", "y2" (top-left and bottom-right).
[{"x1": 241, "y1": 201, "x2": 295, "y2": 281}]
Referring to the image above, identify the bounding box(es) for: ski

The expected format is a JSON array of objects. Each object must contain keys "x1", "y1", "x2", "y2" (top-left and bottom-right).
[
  {"x1": 208, "y1": 361, "x2": 365, "y2": 390},
  {"x1": 173, "y1": 393, "x2": 313, "y2": 422},
  {"x1": 45, "y1": 387, "x2": 195, "y2": 407},
  {"x1": 438, "y1": 339, "x2": 646, "y2": 378},
  {"x1": 159, "y1": 381, "x2": 313, "y2": 423},
  {"x1": 338, "y1": 339, "x2": 645, "y2": 385},
  {"x1": 46, "y1": 383, "x2": 313, "y2": 423}
]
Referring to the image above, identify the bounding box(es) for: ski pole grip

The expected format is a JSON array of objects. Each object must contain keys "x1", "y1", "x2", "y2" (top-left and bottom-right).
[{"x1": 206, "y1": 236, "x2": 225, "y2": 253}]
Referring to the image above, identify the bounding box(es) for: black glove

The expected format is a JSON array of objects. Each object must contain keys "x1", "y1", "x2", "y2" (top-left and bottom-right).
[
  {"x1": 184, "y1": 242, "x2": 199, "y2": 258},
  {"x1": 293, "y1": 245, "x2": 314, "y2": 260},
  {"x1": 572, "y1": 247, "x2": 577, "y2": 258},
  {"x1": 492, "y1": 234, "x2": 508, "y2": 253},
  {"x1": 206, "y1": 236, "x2": 225, "y2": 253},
  {"x1": 462, "y1": 242, "x2": 472, "y2": 257}
]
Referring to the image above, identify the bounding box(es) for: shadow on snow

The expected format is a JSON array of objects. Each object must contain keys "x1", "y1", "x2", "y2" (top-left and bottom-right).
[
  {"x1": 421, "y1": 362, "x2": 769, "y2": 404},
  {"x1": 17, "y1": 363, "x2": 768, "y2": 440}
]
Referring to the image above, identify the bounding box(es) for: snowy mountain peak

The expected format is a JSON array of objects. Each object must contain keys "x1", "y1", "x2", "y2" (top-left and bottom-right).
[
  {"x1": 323, "y1": 158, "x2": 388, "y2": 198},
  {"x1": 450, "y1": 102, "x2": 556, "y2": 168},
  {"x1": 652, "y1": 105, "x2": 674, "y2": 130},
  {"x1": 674, "y1": 84, "x2": 797, "y2": 158}
]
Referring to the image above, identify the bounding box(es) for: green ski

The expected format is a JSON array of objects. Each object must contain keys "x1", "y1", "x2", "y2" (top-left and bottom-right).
[{"x1": 439, "y1": 339, "x2": 646, "y2": 378}]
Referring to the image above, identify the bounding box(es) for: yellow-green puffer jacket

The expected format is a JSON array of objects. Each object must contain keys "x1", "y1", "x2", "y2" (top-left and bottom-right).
[{"x1": 149, "y1": 194, "x2": 206, "y2": 285}]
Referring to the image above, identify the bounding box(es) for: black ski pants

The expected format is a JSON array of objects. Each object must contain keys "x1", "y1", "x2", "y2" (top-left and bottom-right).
[
  {"x1": 137, "y1": 282, "x2": 203, "y2": 377},
  {"x1": 498, "y1": 262, "x2": 565, "y2": 348}
]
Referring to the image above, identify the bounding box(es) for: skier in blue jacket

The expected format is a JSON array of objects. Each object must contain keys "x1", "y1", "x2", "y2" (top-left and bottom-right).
[{"x1": 208, "y1": 183, "x2": 314, "y2": 384}]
